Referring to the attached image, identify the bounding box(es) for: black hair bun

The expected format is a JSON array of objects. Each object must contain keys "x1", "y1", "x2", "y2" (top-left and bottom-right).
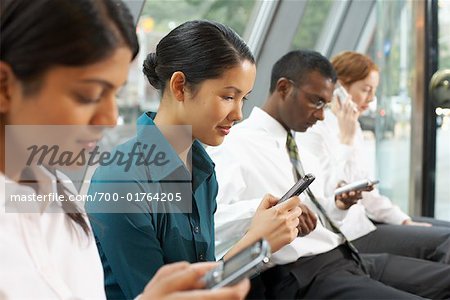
[{"x1": 143, "y1": 53, "x2": 161, "y2": 89}]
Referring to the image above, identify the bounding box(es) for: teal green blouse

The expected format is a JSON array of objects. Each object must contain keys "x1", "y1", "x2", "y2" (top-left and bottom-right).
[{"x1": 86, "y1": 112, "x2": 218, "y2": 299}]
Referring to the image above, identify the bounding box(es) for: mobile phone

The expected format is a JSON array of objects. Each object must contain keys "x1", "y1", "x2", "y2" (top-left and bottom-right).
[
  {"x1": 334, "y1": 179, "x2": 380, "y2": 196},
  {"x1": 278, "y1": 173, "x2": 316, "y2": 204},
  {"x1": 203, "y1": 239, "x2": 272, "y2": 289},
  {"x1": 334, "y1": 83, "x2": 349, "y2": 105}
]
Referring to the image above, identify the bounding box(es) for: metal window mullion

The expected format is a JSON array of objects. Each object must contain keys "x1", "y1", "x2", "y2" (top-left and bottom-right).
[
  {"x1": 315, "y1": 0, "x2": 351, "y2": 56},
  {"x1": 245, "y1": 0, "x2": 280, "y2": 60}
]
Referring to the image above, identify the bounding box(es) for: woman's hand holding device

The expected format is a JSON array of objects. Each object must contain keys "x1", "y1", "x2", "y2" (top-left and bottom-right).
[
  {"x1": 334, "y1": 83, "x2": 360, "y2": 145},
  {"x1": 203, "y1": 239, "x2": 272, "y2": 290},
  {"x1": 334, "y1": 179, "x2": 379, "y2": 210}
]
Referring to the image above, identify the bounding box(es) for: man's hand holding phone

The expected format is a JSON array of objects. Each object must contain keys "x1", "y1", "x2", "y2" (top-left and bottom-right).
[
  {"x1": 296, "y1": 203, "x2": 317, "y2": 237},
  {"x1": 222, "y1": 194, "x2": 301, "y2": 262},
  {"x1": 334, "y1": 179, "x2": 378, "y2": 210},
  {"x1": 227, "y1": 175, "x2": 317, "y2": 260},
  {"x1": 278, "y1": 174, "x2": 317, "y2": 236}
]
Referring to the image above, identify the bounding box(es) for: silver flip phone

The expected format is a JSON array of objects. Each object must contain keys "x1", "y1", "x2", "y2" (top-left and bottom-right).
[
  {"x1": 334, "y1": 83, "x2": 349, "y2": 105},
  {"x1": 203, "y1": 239, "x2": 272, "y2": 289},
  {"x1": 334, "y1": 179, "x2": 380, "y2": 196},
  {"x1": 278, "y1": 173, "x2": 316, "y2": 204}
]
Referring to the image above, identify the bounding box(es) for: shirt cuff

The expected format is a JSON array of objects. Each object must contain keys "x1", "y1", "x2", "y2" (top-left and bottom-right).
[{"x1": 383, "y1": 208, "x2": 410, "y2": 225}]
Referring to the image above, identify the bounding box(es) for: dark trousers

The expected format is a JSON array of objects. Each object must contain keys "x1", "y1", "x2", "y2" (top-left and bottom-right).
[
  {"x1": 247, "y1": 245, "x2": 450, "y2": 299},
  {"x1": 353, "y1": 217, "x2": 450, "y2": 264}
]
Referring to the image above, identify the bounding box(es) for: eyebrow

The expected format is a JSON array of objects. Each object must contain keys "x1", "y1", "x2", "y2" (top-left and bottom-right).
[
  {"x1": 79, "y1": 79, "x2": 116, "y2": 90},
  {"x1": 223, "y1": 86, "x2": 243, "y2": 94},
  {"x1": 224, "y1": 86, "x2": 254, "y2": 96},
  {"x1": 303, "y1": 89, "x2": 328, "y2": 103}
]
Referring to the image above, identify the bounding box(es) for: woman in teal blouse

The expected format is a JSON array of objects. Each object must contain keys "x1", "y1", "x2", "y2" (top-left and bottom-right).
[{"x1": 87, "y1": 20, "x2": 302, "y2": 299}]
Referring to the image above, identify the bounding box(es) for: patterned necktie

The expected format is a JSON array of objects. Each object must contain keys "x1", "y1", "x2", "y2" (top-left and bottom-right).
[{"x1": 286, "y1": 131, "x2": 367, "y2": 272}]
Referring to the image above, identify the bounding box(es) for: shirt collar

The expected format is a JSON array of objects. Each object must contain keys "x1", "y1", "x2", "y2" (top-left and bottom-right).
[
  {"x1": 136, "y1": 112, "x2": 186, "y2": 182},
  {"x1": 191, "y1": 140, "x2": 215, "y2": 191},
  {"x1": 247, "y1": 107, "x2": 291, "y2": 144},
  {"x1": 1, "y1": 172, "x2": 41, "y2": 214},
  {"x1": 136, "y1": 112, "x2": 214, "y2": 191},
  {"x1": 1, "y1": 166, "x2": 78, "y2": 213}
]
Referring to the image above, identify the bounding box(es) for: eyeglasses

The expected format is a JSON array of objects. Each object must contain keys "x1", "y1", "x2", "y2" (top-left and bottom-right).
[{"x1": 288, "y1": 79, "x2": 329, "y2": 110}]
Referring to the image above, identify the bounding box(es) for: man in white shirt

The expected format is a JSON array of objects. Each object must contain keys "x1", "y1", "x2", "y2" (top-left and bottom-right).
[
  {"x1": 208, "y1": 50, "x2": 450, "y2": 299},
  {"x1": 298, "y1": 93, "x2": 450, "y2": 263}
]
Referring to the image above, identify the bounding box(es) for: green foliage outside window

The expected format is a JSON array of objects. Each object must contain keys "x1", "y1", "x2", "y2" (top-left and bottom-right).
[
  {"x1": 291, "y1": 0, "x2": 333, "y2": 50},
  {"x1": 141, "y1": 0, "x2": 256, "y2": 36}
]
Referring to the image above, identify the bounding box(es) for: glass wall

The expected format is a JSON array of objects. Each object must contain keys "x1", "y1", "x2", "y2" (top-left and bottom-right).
[
  {"x1": 373, "y1": 0, "x2": 414, "y2": 213},
  {"x1": 438, "y1": 0, "x2": 450, "y2": 69},
  {"x1": 373, "y1": 0, "x2": 449, "y2": 220},
  {"x1": 435, "y1": 0, "x2": 450, "y2": 220},
  {"x1": 117, "y1": 0, "x2": 258, "y2": 125},
  {"x1": 290, "y1": 0, "x2": 334, "y2": 50}
]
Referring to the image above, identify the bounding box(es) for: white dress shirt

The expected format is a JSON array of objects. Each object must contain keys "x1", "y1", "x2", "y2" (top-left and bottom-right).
[
  {"x1": 0, "y1": 167, "x2": 106, "y2": 300},
  {"x1": 207, "y1": 107, "x2": 344, "y2": 264},
  {"x1": 297, "y1": 109, "x2": 410, "y2": 241}
]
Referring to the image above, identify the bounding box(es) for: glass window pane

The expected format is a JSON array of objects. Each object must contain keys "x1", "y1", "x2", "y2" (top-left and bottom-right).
[
  {"x1": 117, "y1": 0, "x2": 258, "y2": 125},
  {"x1": 435, "y1": 0, "x2": 450, "y2": 220},
  {"x1": 290, "y1": 0, "x2": 334, "y2": 50},
  {"x1": 373, "y1": 0, "x2": 413, "y2": 213},
  {"x1": 438, "y1": 0, "x2": 450, "y2": 69}
]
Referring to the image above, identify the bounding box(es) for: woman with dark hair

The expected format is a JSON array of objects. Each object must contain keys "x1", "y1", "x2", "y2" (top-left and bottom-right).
[
  {"x1": 0, "y1": 1, "x2": 249, "y2": 299},
  {"x1": 87, "y1": 20, "x2": 303, "y2": 299},
  {"x1": 298, "y1": 51, "x2": 450, "y2": 264}
]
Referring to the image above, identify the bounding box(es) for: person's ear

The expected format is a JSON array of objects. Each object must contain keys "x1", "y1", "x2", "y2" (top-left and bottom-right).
[
  {"x1": 169, "y1": 71, "x2": 187, "y2": 102},
  {"x1": 0, "y1": 61, "x2": 17, "y2": 113},
  {"x1": 276, "y1": 77, "x2": 292, "y2": 100}
]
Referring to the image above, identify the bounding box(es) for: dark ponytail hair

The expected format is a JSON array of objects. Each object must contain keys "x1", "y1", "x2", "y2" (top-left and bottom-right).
[
  {"x1": 1, "y1": 0, "x2": 139, "y2": 235},
  {"x1": 0, "y1": 0, "x2": 139, "y2": 94},
  {"x1": 143, "y1": 20, "x2": 255, "y2": 93}
]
